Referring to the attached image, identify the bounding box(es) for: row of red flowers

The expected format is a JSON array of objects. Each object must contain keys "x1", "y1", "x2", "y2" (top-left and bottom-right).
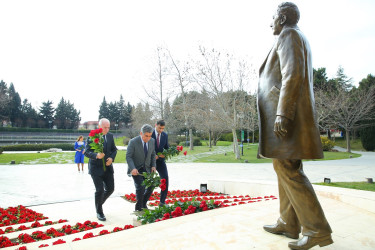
[
  {"x1": 148, "y1": 195, "x2": 277, "y2": 207},
  {"x1": 0, "y1": 206, "x2": 48, "y2": 227},
  {"x1": 137, "y1": 199, "x2": 224, "y2": 224},
  {"x1": 1, "y1": 222, "x2": 134, "y2": 249},
  {"x1": 0, "y1": 220, "x2": 67, "y2": 235},
  {"x1": 123, "y1": 189, "x2": 223, "y2": 202}
]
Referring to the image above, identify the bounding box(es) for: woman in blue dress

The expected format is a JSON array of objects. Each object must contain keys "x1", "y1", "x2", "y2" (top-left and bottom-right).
[{"x1": 74, "y1": 135, "x2": 86, "y2": 172}]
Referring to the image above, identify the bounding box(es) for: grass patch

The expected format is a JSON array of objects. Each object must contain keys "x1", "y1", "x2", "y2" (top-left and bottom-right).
[
  {"x1": 114, "y1": 136, "x2": 126, "y2": 146},
  {"x1": 314, "y1": 182, "x2": 375, "y2": 192},
  {"x1": 200, "y1": 140, "x2": 233, "y2": 146},
  {"x1": 332, "y1": 138, "x2": 364, "y2": 151},
  {"x1": 195, "y1": 144, "x2": 361, "y2": 163},
  {"x1": 195, "y1": 144, "x2": 272, "y2": 163}
]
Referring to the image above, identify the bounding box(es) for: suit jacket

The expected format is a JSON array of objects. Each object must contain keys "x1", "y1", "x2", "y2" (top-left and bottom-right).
[
  {"x1": 126, "y1": 136, "x2": 156, "y2": 176},
  {"x1": 257, "y1": 26, "x2": 323, "y2": 160},
  {"x1": 151, "y1": 130, "x2": 169, "y2": 163},
  {"x1": 84, "y1": 132, "x2": 117, "y2": 176}
]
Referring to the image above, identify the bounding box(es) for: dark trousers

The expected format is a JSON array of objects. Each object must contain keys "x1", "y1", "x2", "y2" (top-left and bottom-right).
[
  {"x1": 156, "y1": 160, "x2": 169, "y2": 204},
  {"x1": 273, "y1": 159, "x2": 332, "y2": 237},
  {"x1": 132, "y1": 168, "x2": 154, "y2": 210},
  {"x1": 90, "y1": 171, "x2": 114, "y2": 215}
]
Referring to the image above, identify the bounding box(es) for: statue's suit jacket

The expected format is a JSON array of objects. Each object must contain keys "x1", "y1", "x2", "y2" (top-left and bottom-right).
[
  {"x1": 257, "y1": 26, "x2": 323, "y2": 159},
  {"x1": 126, "y1": 136, "x2": 156, "y2": 176},
  {"x1": 85, "y1": 132, "x2": 117, "y2": 176}
]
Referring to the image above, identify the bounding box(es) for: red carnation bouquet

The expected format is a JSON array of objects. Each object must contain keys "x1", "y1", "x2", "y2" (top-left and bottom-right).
[
  {"x1": 88, "y1": 128, "x2": 106, "y2": 171},
  {"x1": 158, "y1": 145, "x2": 187, "y2": 160}
]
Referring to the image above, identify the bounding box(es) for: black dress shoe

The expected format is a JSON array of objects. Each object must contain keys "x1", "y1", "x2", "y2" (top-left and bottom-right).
[
  {"x1": 97, "y1": 213, "x2": 106, "y2": 221},
  {"x1": 263, "y1": 223, "x2": 299, "y2": 239},
  {"x1": 288, "y1": 235, "x2": 333, "y2": 249}
]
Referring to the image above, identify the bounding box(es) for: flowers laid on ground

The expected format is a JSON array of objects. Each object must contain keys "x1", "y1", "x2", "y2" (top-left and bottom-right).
[
  {"x1": 158, "y1": 145, "x2": 187, "y2": 160},
  {"x1": 0, "y1": 205, "x2": 48, "y2": 227},
  {"x1": 137, "y1": 198, "x2": 224, "y2": 224},
  {"x1": 122, "y1": 189, "x2": 278, "y2": 225},
  {"x1": 0, "y1": 220, "x2": 68, "y2": 235},
  {"x1": 140, "y1": 171, "x2": 166, "y2": 191},
  {"x1": 88, "y1": 128, "x2": 106, "y2": 171},
  {"x1": 0, "y1": 204, "x2": 136, "y2": 249}
]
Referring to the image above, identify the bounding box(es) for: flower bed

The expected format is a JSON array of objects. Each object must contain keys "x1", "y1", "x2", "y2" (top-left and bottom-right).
[
  {"x1": 0, "y1": 204, "x2": 136, "y2": 249},
  {"x1": 0, "y1": 220, "x2": 68, "y2": 235},
  {"x1": 0, "y1": 206, "x2": 48, "y2": 227},
  {"x1": 123, "y1": 189, "x2": 278, "y2": 225}
]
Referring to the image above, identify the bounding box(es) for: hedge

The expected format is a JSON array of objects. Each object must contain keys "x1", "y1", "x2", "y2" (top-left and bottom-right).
[
  {"x1": 360, "y1": 126, "x2": 375, "y2": 151},
  {"x1": 0, "y1": 143, "x2": 74, "y2": 151},
  {"x1": 0, "y1": 127, "x2": 121, "y2": 133}
]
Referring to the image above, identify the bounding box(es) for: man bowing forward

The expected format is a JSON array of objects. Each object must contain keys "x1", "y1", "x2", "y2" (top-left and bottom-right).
[{"x1": 126, "y1": 124, "x2": 156, "y2": 212}]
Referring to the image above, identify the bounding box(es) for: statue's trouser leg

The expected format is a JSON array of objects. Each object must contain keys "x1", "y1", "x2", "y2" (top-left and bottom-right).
[{"x1": 273, "y1": 159, "x2": 332, "y2": 237}]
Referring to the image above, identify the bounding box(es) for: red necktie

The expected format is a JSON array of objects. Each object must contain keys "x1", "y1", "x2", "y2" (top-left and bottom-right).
[{"x1": 157, "y1": 133, "x2": 160, "y2": 148}]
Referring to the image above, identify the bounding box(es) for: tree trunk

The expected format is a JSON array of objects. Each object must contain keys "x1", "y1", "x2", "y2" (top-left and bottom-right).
[
  {"x1": 232, "y1": 128, "x2": 240, "y2": 159},
  {"x1": 252, "y1": 130, "x2": 255, "y2": 143},
  {"x1": 189, "y1": 128, "x2": 194, "y2": 150},
  {"x1": 346, "y1": 130, "x2": 351, "y2": 153},
  {"x1": 209, "y1": 130, "x2": 212, "y2": 148}
]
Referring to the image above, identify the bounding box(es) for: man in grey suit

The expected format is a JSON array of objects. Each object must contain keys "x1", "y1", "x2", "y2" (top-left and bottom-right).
[
  {"x1": 258, "y1": 2, "x2": 332, "y2": 249},
  {"x1": 126, "y1": 124, "x2": 156, "y2": 211}
]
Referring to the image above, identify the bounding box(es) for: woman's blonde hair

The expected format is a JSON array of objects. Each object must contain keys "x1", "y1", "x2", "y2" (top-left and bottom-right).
[{"x1": 76, "y1": 135, "x2": 84, "y2": 141}]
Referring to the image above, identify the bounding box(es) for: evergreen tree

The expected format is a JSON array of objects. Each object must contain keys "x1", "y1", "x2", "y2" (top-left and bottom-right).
[
  {"x1": 313, "y1": 68, "x2": 328, "y2": 90},
  {"x1": 107, "y1": 101, "x2": 119, "y2": 128},
  {"x1": 0, "y1": 80, "x2": 9, "y2": 121},
  {"x1": 98, "y1": 97, "x2": 109, "y2": 120},
  {"x1": 334, "y1": 66, "x2": 353, "y2": 91},
  {"x1": 8, "y1": 83, "x2": 22, "y2": 127},
  {"x1": 20, "y1": 99, "x2": 38, "y2": 127},
  {"x1": 38, "y1": 100, "x2": 55, "y2": 128},
  {"x1": 54, "y1": 97, "x2": 81, "y2": 129}
]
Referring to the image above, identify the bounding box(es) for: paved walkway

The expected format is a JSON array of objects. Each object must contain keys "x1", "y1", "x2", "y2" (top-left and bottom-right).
[
  {"x1": 1, "y1": 150, "x2": 374, "y2": 208},
  {"x1": 1, "y1": 150, "x2": 374, "y2": 249}
]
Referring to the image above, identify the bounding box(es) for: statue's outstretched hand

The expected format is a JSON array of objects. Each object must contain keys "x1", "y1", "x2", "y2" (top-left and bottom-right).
[{"x1": 274, "y1": 116, "x2": 291, "y2": 137}]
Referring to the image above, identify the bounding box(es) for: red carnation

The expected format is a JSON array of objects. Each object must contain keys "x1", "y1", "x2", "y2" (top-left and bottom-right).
[
  {"x1": 98, "y1": 128, "x2": 103, "y2": 133},
  {"x1": 94, "y1": 138, "x2": 99, "y2": 144},
  {"x1": 89, "y1": 130, "x2": 96, "y2": 137},
  {"x1": 161, "y1": 179, "x2": 166, "y2": 184},
  {"x1": 183, "y1": 151, "x2": 187, "y2": 156}
]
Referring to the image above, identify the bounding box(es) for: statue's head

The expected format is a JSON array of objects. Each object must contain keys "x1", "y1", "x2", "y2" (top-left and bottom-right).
[
  {"x1": 277, "y1": 2, "x2": 300, "y2": 25},
  {"x1": 271, "y1": 2, "x2": 300, "y2": 35}
]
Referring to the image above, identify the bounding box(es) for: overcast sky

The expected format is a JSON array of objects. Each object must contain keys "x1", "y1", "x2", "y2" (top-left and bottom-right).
[{"x1": 1, "y1": 0, "x2": 374, "y2": 122}]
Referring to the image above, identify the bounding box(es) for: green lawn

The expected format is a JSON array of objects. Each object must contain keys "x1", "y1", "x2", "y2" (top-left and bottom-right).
[
  {"x1": 332, "y1": 137, "x2": 364, "y2": 151},
  {"x1": 195, "y1": 144, "x2": 360, "y2": 163},
  {"x1": 314, "y1": 182, "x2": 375, "y2": 192},
  {"x1": 0, "y1": 142, "x2": 361, "y2": 165}
]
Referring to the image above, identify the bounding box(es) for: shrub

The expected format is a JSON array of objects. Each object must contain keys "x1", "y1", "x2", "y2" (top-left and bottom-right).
[
  {"x1": 360, "y1": 126, "x2": 375, "y2": 151},
  {"x1": 321, "y1": 137, "x2": 334, "y2": 151},
  {"x1": 1, "y1": 144, "x2": 74, "y2": 151},
  {"x1": 123, "y1": 137, "x2": 130, "y2": 145},
  {"x1": 179, "y1": 137, "x2": 202, "y2": 146},
  {"x1": 221, "y1": 133, "x2": 233, "y2": 142}
]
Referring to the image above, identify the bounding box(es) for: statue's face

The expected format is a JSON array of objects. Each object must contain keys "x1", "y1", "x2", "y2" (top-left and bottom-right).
[{"x1": 271, "y1": 12, "x2": 283, "y2": 35}]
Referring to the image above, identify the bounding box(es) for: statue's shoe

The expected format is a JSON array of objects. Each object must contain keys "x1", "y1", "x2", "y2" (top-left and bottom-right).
[
  {"x1": 288, "y1": 235, "x2": 333, "y2": 249},
  {"x1": 263, "y1": 223, "x2": 299, "y2": 239}
]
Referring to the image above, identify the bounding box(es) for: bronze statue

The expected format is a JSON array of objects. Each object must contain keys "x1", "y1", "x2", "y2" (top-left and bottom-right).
[{"x1": 257, "y1": 2, "x2": 333, "y2": 249}]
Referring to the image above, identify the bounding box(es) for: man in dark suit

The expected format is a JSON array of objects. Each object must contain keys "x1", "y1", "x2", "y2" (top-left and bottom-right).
[
  {"x1": 84, "y1": 118, "x2": 117, "y2": 221},
  {"x1": 258, "y1": 2, "x2": 332, "y2": 249},
  {"x1": 151, "y1": 120, "x2": 169, "y2": 207},
  {"x1": 126, "y1": 124, "x2": 156, "y2": 211}
]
